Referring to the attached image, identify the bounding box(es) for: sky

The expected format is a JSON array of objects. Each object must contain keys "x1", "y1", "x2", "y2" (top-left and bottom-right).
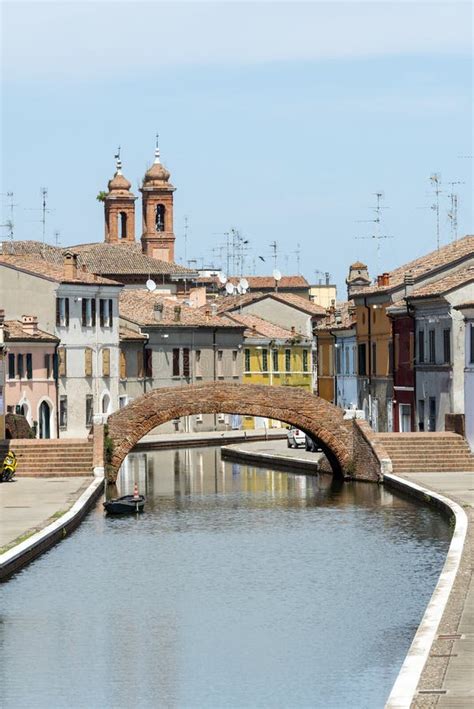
[{"x1": 1, "y1": 1, "x2": 472, "y2": 294}]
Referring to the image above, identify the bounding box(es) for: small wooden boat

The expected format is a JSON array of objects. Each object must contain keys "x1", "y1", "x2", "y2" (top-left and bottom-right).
[{"x1": 104, "y1": 484, "x2": 145, "y2": 515}]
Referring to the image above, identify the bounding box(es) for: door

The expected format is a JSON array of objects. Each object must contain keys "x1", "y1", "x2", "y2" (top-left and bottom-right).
[
  {"x1": 39, "y1": 401, "x2": 51, "y2": 439},
  {"x1": 429, "y1": 397, "x2": 436, "y2": 432},
  {"x1": 387, "y1": 398, "x2": 394, "y2": 432},
  {"x1": 371, "y1": 398, "x2": 379, "y2": 431},
  {"x1": 399, "y1": 404, "x2": 411, "y2": 432}
]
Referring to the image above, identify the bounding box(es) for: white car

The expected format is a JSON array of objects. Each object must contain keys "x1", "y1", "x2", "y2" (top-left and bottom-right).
[{"x1": 287, "y1": 427, "x2": 305, "y2": 448}]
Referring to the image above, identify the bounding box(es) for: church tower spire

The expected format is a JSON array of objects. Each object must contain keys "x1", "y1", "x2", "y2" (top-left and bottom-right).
[
  {"x1": 104, "y1": 148, "x2": 137, "y2": 244},
  {"x1": 140, "y1": 135, "x2": 176, "y2": 262}
]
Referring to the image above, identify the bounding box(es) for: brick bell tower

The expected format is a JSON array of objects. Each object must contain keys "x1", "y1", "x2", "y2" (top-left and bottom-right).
[
  {"x1": 140, "y1": 137, "x2": 176, "y2": 262},
  {"x1": 104, "y1": 150, "x2": 136, "y2": 244}
]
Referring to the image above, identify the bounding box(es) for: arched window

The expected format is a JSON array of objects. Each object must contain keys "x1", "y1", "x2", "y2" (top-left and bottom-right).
[
  {"x1": 155, "y1": 204, "x2": 165, "y2": 232},
  {"x1": 118, "y1": 211, "x2": 127, "y2": 239}
]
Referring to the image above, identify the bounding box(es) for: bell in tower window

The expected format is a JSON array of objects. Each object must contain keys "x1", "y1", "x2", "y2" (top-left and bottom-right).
[{"x1": 155, "y1": 204, "x2": 165, "y2": 232}]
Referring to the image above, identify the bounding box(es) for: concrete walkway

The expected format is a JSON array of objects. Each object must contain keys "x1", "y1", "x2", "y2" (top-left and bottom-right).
[
  {"x1": 137, "y1": 427, "x2": 286, "y2": 447},
  {"x1": 0, "y1": 477, "x2": 91, "y2": 551},
  {"x1": 221, "y1": 438, "x2": 323, "y2": 472}
]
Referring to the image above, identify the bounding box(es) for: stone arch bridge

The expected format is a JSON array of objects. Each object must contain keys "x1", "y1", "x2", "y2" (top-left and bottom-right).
[{"x1": 104, "y1": 382, "x2": 389, "y2": 483}]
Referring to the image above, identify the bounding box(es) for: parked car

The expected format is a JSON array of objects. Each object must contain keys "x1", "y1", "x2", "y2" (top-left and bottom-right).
[
  {"x1": 305, "y1": 434, "x2": 322, "y2": 452},
  {"x1": 287, "y1": 427, "x2": 305, "y2": 448}
]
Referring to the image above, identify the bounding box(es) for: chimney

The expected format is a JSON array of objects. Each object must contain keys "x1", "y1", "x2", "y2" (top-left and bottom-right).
[
  {"x1": 291, "y1": 326, "x2": 296, "y2": 335},
  {"x1": 404, "y1": 272, "x2": 414, "y2": 298},
  {"x1": 335, "y1": 309, "x2": 342, "y2": 325},
  {"x1": 63, "y1": 251, "x2": 78, "y2": 280},
  {"x1": 383, "y1": 272, "x2": 390, "y2": 286},
  {"x1": 210, "y1": 303, "x2": 217, "y2": 316},
  {"x1": 21, "y1": 315, "x2": 39, "y2": 334},
  {"x1": 377, "y1": 275, "x2": 384, "y2": 287},
  {"x1": 204, "y1": 306, "x2": 211, "y2": 318},
  {"x1": 174, "y1": 305, "x2": 181, "y2": 322},
  {"x1": 153, "y1": 302, "x2": 164, "y2": 322}
]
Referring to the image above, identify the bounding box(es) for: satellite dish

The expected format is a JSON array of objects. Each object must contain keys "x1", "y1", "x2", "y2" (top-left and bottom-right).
[
  {"x1": 225, "y1": 282, "x2": 235, "y2": 295},
  {"x1": 236, "y1": 283, "x2": 243, "y2": 294},
  {"x1": 240, "y1": 278, "x2": 249, "y2": 291},
  {"x1": 146, "y1": 279, "x2": 157, "y2": 292},
  {"x1": 273, "y1": 269, "x2": 282, "y2": 282},
  {"x1": 218, "y1": 272, "x2": 228, "y2": 285}
]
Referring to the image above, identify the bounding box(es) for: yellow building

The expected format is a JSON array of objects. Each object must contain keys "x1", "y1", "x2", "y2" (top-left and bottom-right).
[{"x1": 226, "y1": 312, "x2": 313, "y2": 429}]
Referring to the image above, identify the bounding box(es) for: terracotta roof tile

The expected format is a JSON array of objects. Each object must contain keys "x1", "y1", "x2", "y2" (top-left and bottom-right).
[
  {"x1": 208, "y1": 291, "x2": 325, "y2": 317},
  {"x1": 315, "y1": 301, "x2": 356, "y2": 331},
  {"x1": 119, "y1": 291, "x2": 244, "y2": 329},
  {"x1": 4, "y1": 320, "x2": 58, "y2": 342},
  {"x1": 225, "y1": 312, "x2": 304, "y2": 340},
  {"x1": 0, "y1": 254, "x2": 120, "y2": 285},
  {"x1": 407, "y1": 266, "x2": 474, "y2": 299},
  {"x1": 352, "y1": 234, "x2": 474, "y2": 296},
  {"x1": 196, "y1": 274, "x2": 309, "y2": 290},
  {"x1": 119, "y1": 325, "x2": 147, "y2": 341}
]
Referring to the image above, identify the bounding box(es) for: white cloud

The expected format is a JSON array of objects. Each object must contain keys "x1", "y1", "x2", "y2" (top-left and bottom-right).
[{"x1": 1, "y1": 1, "x2": 471, "y2": 81}]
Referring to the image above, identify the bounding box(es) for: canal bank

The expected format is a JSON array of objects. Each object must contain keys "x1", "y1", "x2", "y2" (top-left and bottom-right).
[
  {"x1": 0, "y1": 476, "x2": 103, "y2": 581},
  {"x1": 222, "y1": 440, "x2": 473, "y2": 708}
]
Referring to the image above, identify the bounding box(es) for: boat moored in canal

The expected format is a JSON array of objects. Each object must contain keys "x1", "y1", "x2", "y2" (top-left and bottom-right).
[{"x1": 104, "y1": 484, "x2": 145, "y2": 515}]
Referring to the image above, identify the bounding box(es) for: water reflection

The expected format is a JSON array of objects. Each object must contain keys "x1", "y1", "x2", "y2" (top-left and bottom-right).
[{"x1": 0, "y1": 446, "x2": 451, "y2": 709}]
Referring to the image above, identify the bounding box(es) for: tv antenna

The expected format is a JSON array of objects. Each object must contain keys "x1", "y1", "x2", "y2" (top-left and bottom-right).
[
  {"x1": 54, "y1": 230, "x2": 61, "y2": 247},
  {"x1": 447, "y1": 180, "x2": 464, "y2": 242},
  {"x1": 429, "y1": 173, "x2": 442, "y2": 250},
  {"x1": 269, "y1": 240, "x2": 278, "y2": 269},
  {"x1": 24, "y1": 187, "x2": 52, "y2": 253},
  {"x1": 183, "y1": 215, "x2": 189, "y2": 265},
  {"x1": 295, "y1": 242, "x2": 301, "y2": 275},
  {"x1": 356, "y1": 191, "x2": 393, "y2": 273},
  {"x1": 273, "y1": 268, "x2": 282, "y2": 292},
  {"x1": 1, "y1": 192, "x2": 18, "y2": 249}
]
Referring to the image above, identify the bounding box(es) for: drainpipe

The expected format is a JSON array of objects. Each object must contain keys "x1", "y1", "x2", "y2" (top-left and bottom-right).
[
  {"x1": 330, "y1": 330, "x2": 338, "y2": 407},
  {"x1": 54, "y1": 341, "x2": 60, "y2": 438},
  {"x1": 364, "y1": 297, "x2": 372, "y2": 426}
]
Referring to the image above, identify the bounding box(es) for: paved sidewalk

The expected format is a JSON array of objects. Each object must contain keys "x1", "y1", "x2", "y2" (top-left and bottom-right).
[
  {"x1": 139, "y1": 427, "x2": 286, "y2": 446},
  {"x1": 399, "y1": 472, "x2": 474, "y2": 708},
  {"x1": 0, "y1": 477, "x2": 91, "y2": 551}
]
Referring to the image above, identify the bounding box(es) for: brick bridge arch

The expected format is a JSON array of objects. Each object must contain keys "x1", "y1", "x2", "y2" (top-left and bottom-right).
[{"x1": 105, "y1": 382, "x2": 384, "y2": 483}]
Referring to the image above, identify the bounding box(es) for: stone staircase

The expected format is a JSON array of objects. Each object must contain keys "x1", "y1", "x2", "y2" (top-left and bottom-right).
[
  {"x1": 376, "y1": 432, "x2": 474, "y2": 473},
  {"x1": 2, "y1": 439, "x2": 94, "y2": 477}
]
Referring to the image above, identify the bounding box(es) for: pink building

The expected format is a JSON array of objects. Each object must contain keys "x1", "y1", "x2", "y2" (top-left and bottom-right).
[{"x1": 4, "y1": 315, "x2": 59, "y2": 438}]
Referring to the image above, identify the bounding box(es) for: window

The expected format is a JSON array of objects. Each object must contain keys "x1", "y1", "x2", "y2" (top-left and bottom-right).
[
  {"x1": 388, "y1": 341, "x2": 393, "y2": 375},
  {"x1": 155, "y1": 204, "x2": 165, "y2": 232},
  {"x1": 102, "y1": 348, "x2": 110, "y2": 377},
  {"x1": 119, "y1": 396, "x2": 127, "y2": 409},
  {"x1": 303, "y1": 349, "x2": 309, "y2": 372},
  {"x1": 272, "y1": 349, "x2": 278, "y2": 372},
  {"x1": 119, "y1": 211, "x2": 127, "y2": 239},
  {"x1": 262, "y1": 349, "x2": 268, "y2": 372},
  {"x1": 120, "y1": 350, "x2": 127, "y2": 379},
  {"x1": 217, "y1": 350, "x2": 223, "y2": 378},
  {"x1": 172, "y1": 348, "x2": 180, "y2": 377},
  {"x1": 81, "y1": 298, "x2": 96, "y2": 327},
  {"x1": 99, "y1": 299, "x2": 113, "y2": 327},
  {"x1": 17, "y1": 353, "x2": 24, "y2": 379},
  {"x1": 418, "y1": 329, "x2": 425, "y2": 364},
  {"x1": 232, "y1": 350, "x2": 238, "y2": 377},
  {"x1": 429, "y1": 329, "x2": 436, "y2": 364},
  {"x1": 195, "y1": 349, "x2": 202, "y2": 378},
  {"x1": 57, "y1": 347, "x2": 67, "y2": 377},
  {"x1": 244, "y1": 348, "x2": 251, "y2": 372},
  {"x1": 285, "y1": 349, "x2": 291, "y2": 373},
  {"x1": 84, "y1": 348, "x2": 93, "y2": 377},
  {"x1": 429, "y1": 397, "x2": 436, "y2": 432},
  {"x1": 443, "y1": 329, "x2": 451, "y2": 364},
  {"x1": 183, "y1": 348, "x2": 190, "y2": 378},
  {"x1": 59, "y1": 396, "x2": 68, "y2": 429},
  {"x1": 137, "y1": 350, "x2": 144, "y2": 378},
  {"x1": 85, "y1": 395, "x2": 93, "y2": 427},
  {"x1": 44, "y1": 354, "x2": 51, "y2": 378},
  {"x1": 418, "y1": 399, "x2": 425, "y2": 432},
  {"x1": 56, "y1": 297, "x2": 69, "y2": 327},
  {"x1": 8, "y1": 353, "x2": 15, "y2": 379},
  {"x1": 470, "y1": 325, "x2": 474, "y2": 364},
  {"x1": 358, "y1": 343, "x2": 367, "y2": 376},
  {"x1": 335, "y1": 346, "x2": 342, "y2": 375},
  {"x1": 26, "y1": 353, "x2": 33, "y2": 380},
  {"x1": 145, "y1": 349, "x2": 153, "y2": 378},
  {"x1": 371, "y1": 342, "x2": 377, "y2": 375}
]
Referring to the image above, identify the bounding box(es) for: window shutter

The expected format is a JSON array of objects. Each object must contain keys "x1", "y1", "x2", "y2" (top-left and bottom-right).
[
  {"x1": 102, "y1": 348, "x2": 110, "y2": 377},
  {"x1": 120, "y1": 350, "x2": 127, "y2": 379},
  {"x1": 91, "y1": 298, "x2": 96, "y2": 326},
  {"x1": 17, "y1": 353, "x2": 24, "y2": 378},
  {"x1": 84, "y1": 347, "x2": 93, "y2": 377},
  {"x1": 8, "y1": 353, "x2": 15, "y2": 379},
  {"x1": 108, "y1": 299, "x2": 113, "y2": 326},
  {"x1": 145, "y1": 349, "x2": 153, "y2": 378},
  {"x1": 58, "y1": 347, "x2": 66, "y2": 377},
  {"x1": 137, "y1": 350, "x2": 144, "y2": 378},
  {"x1": 172, "y1": 348, "x2": 180, "y2": 376},
  {"x1": 183, "y1": 348, "x2": 190, "y2": 377},
  {"x1": 56, "y1": 298, "x2": 60, "y2": 326},
  {"x1": 26, "y1": 353, "x2": 33, "y2": 379},
  {"x1": 65, "y1": 298, "x2": 70, "y2": 326},
  {"x1": 82, "y1": 298, "x2": 87, "y2": 326}
]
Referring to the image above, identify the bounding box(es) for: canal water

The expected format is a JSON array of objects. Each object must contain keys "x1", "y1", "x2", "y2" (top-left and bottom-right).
[{"x1": 1, "y1": 447, "x2": 451, "y2": 709}]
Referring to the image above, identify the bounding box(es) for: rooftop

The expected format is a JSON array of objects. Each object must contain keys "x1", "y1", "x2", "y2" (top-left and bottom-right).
[
  {"x1": 224, "y1": 312, "x2": 307, "y2": 341},
  {"x1": 0, "y1": 253, "x2": 120, "y2": 285},
  {"x1": 315, "y1": 301, "x2": 356, "y2": 331},
  {"x1": 4, "y1": 319, "x2": 58, "y2": 342},
  {"x1": 196, "y1": 274, "x2": 309, "y2": 290},
  {"x1": 351, "y1": 235, "x2": 474, "y2": 296},
  {"x1": 209, "y1": 291, "x2": 325, "y2": 317},
  {"x1": 119, "y1": 291, "x2": 244, "y2": 329}
]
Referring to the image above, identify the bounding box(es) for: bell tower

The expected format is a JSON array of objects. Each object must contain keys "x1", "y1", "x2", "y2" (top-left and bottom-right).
[
  {"x1": 104, "y1": 150, "x2": 136, "y2": 244},
  {"x1": 140, "y1": 137, "x2": 176, "y2": 262}
]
